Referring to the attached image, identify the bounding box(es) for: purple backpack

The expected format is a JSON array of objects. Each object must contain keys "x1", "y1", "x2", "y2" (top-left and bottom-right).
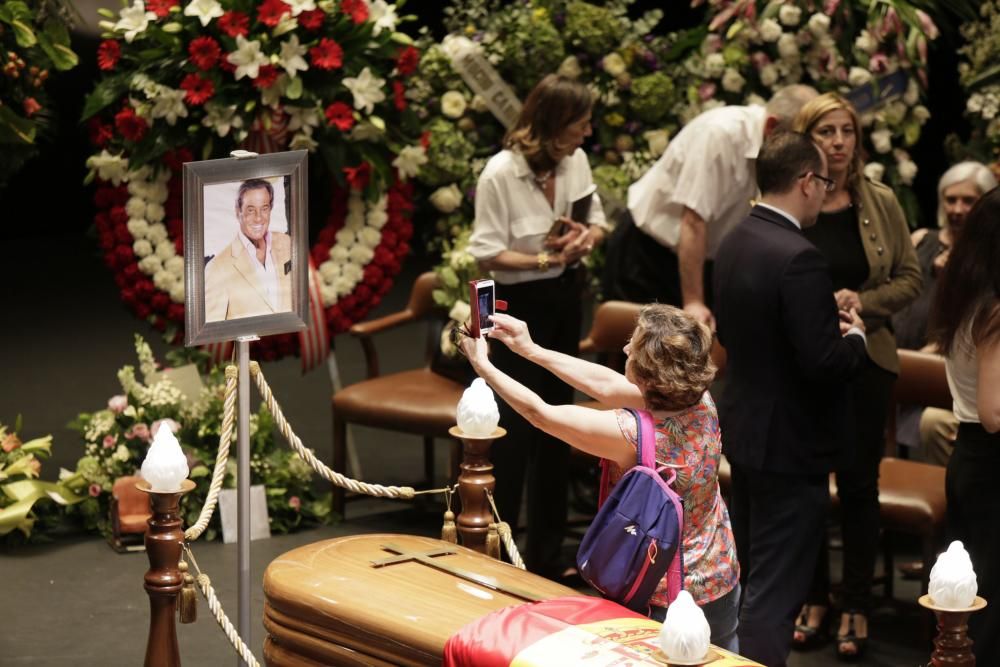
[{"x1": 576, "y1": 408, "x2": 684, "y2": 612}]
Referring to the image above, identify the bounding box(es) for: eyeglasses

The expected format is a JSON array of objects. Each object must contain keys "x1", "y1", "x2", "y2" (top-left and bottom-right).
[{"x1": 800, "y1": 172, "x2": 836, "y2": 193}]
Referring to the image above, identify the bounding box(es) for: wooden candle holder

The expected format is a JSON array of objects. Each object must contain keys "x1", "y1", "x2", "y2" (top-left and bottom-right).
[
  {"x1": 918, "y1": 594, "x2": 988, "y2": 667},
  {"x1": 448, "y1": 426, "x2": 506, "y2": 554}
]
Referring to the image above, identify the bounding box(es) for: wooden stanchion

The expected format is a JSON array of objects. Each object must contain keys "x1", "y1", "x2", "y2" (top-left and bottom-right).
[
  {"x1": 448, "y1": 426, "x2": 506, "y2": 554},
  {"x1": 918, "y1": 594, "x2": 988, "y2": 667}
]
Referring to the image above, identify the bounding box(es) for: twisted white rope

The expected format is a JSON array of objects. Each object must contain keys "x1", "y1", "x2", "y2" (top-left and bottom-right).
[
  {"x1": 184, "y1": 367, "x2": 238, "y2": 542},
  {"x1": 249, "y1": 362, "x2": 419, "y2": 500},
  {"x1": 497, "y1": 521, "x2": 525, "y2": 570}
]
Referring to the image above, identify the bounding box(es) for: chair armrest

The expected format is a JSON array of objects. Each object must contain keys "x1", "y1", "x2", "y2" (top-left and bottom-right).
[{"x1": 349, "y1": 308, "x2": 417, "y2": 379}]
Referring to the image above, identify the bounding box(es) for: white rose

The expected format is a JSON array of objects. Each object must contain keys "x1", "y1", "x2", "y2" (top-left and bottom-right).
[
  {"x1": 643, "y1": 129, "x2": 670, "y2": 158},
  {"x1": 704, "y1": 53, "x2": 726, "y2": 78},
  {"x1": 332, "y1": 276, "x2": 354, "y2": 297},
  {"x1": 863, "y1": 162, "x2": 885, "y2": 182},
  {"x1": 429, "y1": 184, "x2": 463, "y2": 213},
  {"x1": 318, "y1": 260, "x2": 340, "y2": 281},
  {"x1": 367, "y1": 203, "x2": 389, "y2": 229},
  {"x1": 968, "y1": 94, "x2": 984, "y2": 114},
  {"x1": 133, "y1": 239, "x2": 153, "y2": 257},
  {"x1": 760, "y1": 64, "x2": 779, "y2": 88},
  {"x1": 146, "y1": 223, "x2": 168, "y2": 245},
  {"x1": 348, "y1": 244, "x2": 374, "y2": 265},
  {"x1": 335, "y1": 228, "x2": 356, "y2": 246},
  {"x1": 854, "y1": 29, "x2": 878, "y2": 55},
  {"x1": 848, "y1": 67, "x2": 872, "y2": 87},
  {"x1": 808, "y1": 13, "x2": 830, "y2": 36},
  {"x1": 884, "y1": 101, "x2": 907, "y2": 126},
  {"x1": 441, "y1": 90, "x2": 467, "y2": 119},
  {"x1": 320, "y1": 284, "x2": 337, "y2": 306},
  {"x1": 759, "y1": 18, "x2": 782, "y2": 43},
  {"x1": 448, "y1": 300, "x2": 471, "y2": 323},
  {"x1": 558, "y1": 55, "x2": 583, "y2": 79},
  {"x1": 138, "y1": 255, "x2": 162, "y2": 275},
  {"x1": 777, "y1": 33, "x2": 801, "y2": 60},
  {"x1": 341, "y1": 261, "x2": 363, "y2": 283},
  {"x1": 126, "y1": 196, "x2": 148, "y2": 219},
  {"x1": 153, "y1": 270, "x2": 176, "y2": 291},
  {"x1": 913, "y1": 105, "x2": 930, "y2": 124},
  {"x1": 897, "y1": 159, "x2": 917, "y2": 185},
  {"x1": 722, "y1": 68, "x2": 745, "y2": 93},
  {"x1": 127, "y1": 218, "x2": 150, "y2": 239},
  {"x1": 779, "y1": 4, "x2": 802, "y2": 26},
  {"x1": 330, "y1": 245, "x2": 349, "y2": 262},
  {"x1": 602, "y1": 53, "x2": 627, "y2": 77},
  {"x1": 145, "y1": 202, "x2": 165, "y2": 223},
  {"x1": 870, "y1": 128, "x2": 893, "y2": 154},
  {"x1": 358, "y1": 227, "x2": 382, "y2": 249},
  {"x1": 469, "y1": 95, "x2": 489, "y2": 112},
  {"x1": 155, "y1": 241, "x2": 176, "y2": 260},
  {"x1": 345, "y1": 208, "x2": 365, "y2": 231},
  {"x1": 441, "y1": 35, "x2": 479, "y2": 61},
  {"x1": 169, "y1": 280, "x2": 185, "y2": 303},
  {"x1": 165, "y1": 255, "x2": 184, "y2": 277}
]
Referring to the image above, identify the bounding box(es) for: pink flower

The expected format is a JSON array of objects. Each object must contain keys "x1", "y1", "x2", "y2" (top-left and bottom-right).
[
  {"x1": 108, "y1": 395, "x2": 128, "y2": 413},
  {"x1": 103, "y1": 434, "x2": 117, "y2": 449},
  {"x1": 869, "y1": 53, "x2": 889, "y2": 74},
  {"x1": 289, "y1": 496, "x2": 301, "y2": 511},
  {"x1": 698, "y1": 82, "x2": 717, "y2": 101},
  {"x1": 151, "y1": 419, "x2": 181, "y2": 438},
  {"x1": 89, "y1": 484, "x2": 102, "y2": 497},
  {"x1": 131, "y1": 423, "x2": 151, "y2": 441}
]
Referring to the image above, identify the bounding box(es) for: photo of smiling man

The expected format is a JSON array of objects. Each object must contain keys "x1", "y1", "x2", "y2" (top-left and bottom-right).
[{"x1": 204, "y1": 177, "x2": 293, "y2": 323}]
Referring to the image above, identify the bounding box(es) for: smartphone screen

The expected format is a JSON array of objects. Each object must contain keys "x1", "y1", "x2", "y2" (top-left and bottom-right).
[{"x1": 477, "y1": 281, "x2": 495, "y2": 333}]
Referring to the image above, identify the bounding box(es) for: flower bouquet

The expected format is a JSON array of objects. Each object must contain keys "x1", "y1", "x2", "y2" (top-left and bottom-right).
[
  {"x1": 0, "y1": 0, "x2": 78, "y2": 189},
  {"x1": 67, "y1": 334, "x2": 332, "y2": 540},
  {"x1": 83, "y1": 0, "x2": 426, "y2": 359},
  {"x1": 957, "y1": 0, "x2": 1000, "y2": 167}
]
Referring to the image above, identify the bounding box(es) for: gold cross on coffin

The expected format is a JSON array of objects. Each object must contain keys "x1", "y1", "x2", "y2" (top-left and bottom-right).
[{"x1": 370, "y1": 543, "x2": 543, "y2": 603}]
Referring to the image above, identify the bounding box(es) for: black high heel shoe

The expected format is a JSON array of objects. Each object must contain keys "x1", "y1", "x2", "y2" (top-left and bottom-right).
[
  {"x1": 836, "y1": 611, "x2": 868, "y2": 662},
  {"x1": 792, "y1": 604, "x2": 829, "y2": 651}
]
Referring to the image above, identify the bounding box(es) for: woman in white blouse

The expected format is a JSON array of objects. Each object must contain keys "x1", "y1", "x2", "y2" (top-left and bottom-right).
[
  {"x1": 468, "y1": 74, "x2": 607, "y2": 580},
  {"x1": 930, "y1": 186, "x2": 1000, "y2": 666}
]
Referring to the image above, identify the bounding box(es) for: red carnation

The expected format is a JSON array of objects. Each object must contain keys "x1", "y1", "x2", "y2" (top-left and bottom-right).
[
  {"x1": 146, "y1": 0, "x2": 177, "y2": 18},
  {"x1": 115, "y1": 106, "x2": 148, "y2": 142},
  {"x1": 218, "y1": 10, "x2": 249, "y2": 37},
  {"x1": 162, "y1": 148, "x2": 193, "y2": 172},
  {"x1": 396, "y1": 46, "x2": 419, "y2": 77},
  {"x1": 257, "y1": 0, "x2": 289, "y2": 27},
  {"x1": 88, "y1": 118, "x2": 113, "y2": 147},
  {"x1": 253, "y1": 64, "x2": 279, "y2": 89},
  {"x1": 115, "y1": 245, "x2": 135, "y2": 267},
  {"x1": 343, "y1": 162, "x2": 371, "y2": 191},
  {"x1": 109, "y1": 205, "x2": 128, "y2": 226},
  {"x1": 298, "y1": 8, "x2": 325, "y2": 30},
  {"x1": 97, "y1": 40, "x2": 121, "y2": 71},
  {"x1": 392, "y1": 80, "x2": 407, "y2": 111},
  {"x1": 122, "y1": 264, "x2": 140, "y2": 283},
  {"x1": 188, "y1": 36, "x2": 221, "y2": 70},
  {"x1": 340, "y1": 0, "x2": 368, "y2": 24},
  {"x1": 167, "y1": 304, "x2": 185, "y2": 323},
  {"x1": 324, "y1": 101, "x2": 354, "y2": 131},
  {"x1": 310, "y1": 38, "x2": 343, "y2": 70},
  {"x1": 151, "y1": 293, "x2": 170, "y2": 313},
  {"x1": 180, "y1": 73, "x2": 215, "y2": 105}
]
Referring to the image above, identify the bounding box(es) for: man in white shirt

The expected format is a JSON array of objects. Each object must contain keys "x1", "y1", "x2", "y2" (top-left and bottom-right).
[
  {"x1": 602, "y1": 85, "x2": 816, "y2": 329},
  {"x1": 205, "y1": 179, "x2": 292, "y2": 322}
]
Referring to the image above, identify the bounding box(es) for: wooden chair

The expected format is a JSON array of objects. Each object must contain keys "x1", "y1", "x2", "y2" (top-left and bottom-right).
[
  {"x1": 109, "y1": 475, "x2": 151, "y2": 552},
  {"x1": 331, "y1": 272, "x2": 465, "y2": 518}
]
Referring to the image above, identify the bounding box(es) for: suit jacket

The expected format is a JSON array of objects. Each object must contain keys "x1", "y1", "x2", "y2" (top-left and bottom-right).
[
  {"x1": 204, "y1": 232, "x2": 292, "y2": 322},
  {"x1": 713, "y1": 205, "x2": 868, "y2": 475}
]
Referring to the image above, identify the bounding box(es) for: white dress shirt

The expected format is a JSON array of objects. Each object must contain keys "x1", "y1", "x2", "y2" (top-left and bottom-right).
[
  {"x1": 238, "y1": 230, "x2": 280, "y2": 310},
  {"x1": 469, "y1": 148, "x2": 607, "y2": 285},
  {"x1": 628, "y1": 104, "x2": 767, "y2": 259}
]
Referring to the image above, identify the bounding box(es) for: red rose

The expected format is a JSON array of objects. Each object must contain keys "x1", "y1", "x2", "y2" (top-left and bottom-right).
[
  {"x1": 114, "y1": 225, "x2": 132, "y2": 244},
  {"x1": 363, "y1": 264, "x2": 384, "y2": 287},
  {"x1": 151, "y1": 292, "x2": 170, "y2": 313},
  {"x1": 114, "y1": 106, "x2": 148, "y2": 142},
  {"x1": 392, "y1": 80, "x2": 407, "y2": 111},
  {"x1": 180, "y1": 73, "x2": 215, "y2": 105},
  {"x1": 99, "y1": 231, "x2": 115, "y2": 251},
  {"x1": 97, "y1": 40, "x2": 120, "y2": 71},
  {"x1": 109, "y1": 205, "x2": 128, "y2": 226},
  {"x1": 298, "y1": 8, "x2": 325, "y2": 30},
  {"x1": 310, "y1": 38, "x2": 343, "y2": 70},
  {"x1": 162, "y1": 148, "x2": 192, "y2": 172},
  {"x1": 379, "y1": 231, "x2": 397, "y2": 249},
  {"x1": 340, "y1": 0, "x2": 368, "y2": 23},
  {"x1": 188, "y1": 36, "x2": 221, "y2": 71},
  {"x1": 94, "y1": 186, "x2": 116, "y2": 209},
  {"x1": 135, "y1": 303, "x2": 152, "y2": 319},
  {"x1": 122, "y1": 264, "x2": 140, "y2": 282},
  {"x1": 167, "y1": 304, "x2": 185, "y2": 323},
  {"x1": 324, "y1": 101, "x2": 354, "y2": 130},
  {"x1": 257, "y1": 0, "x2": 288, "y2": 27},
  {"x1": 87, "y1": 118, "x2": 114, "y2": 147},
  {"x1": 396, "y1": 46, "x2": 420, "y2": 77},
  {"x1": 343, "y1": 162, "x2": 371, "y2": 191},
  {"x1": 146, "y1": 0, "x2": 177, "y2": 17},
  {"x1": 218, "y1": 10, "x2": 249, "y2": 37},
  {"x1": 253, "y1": 64, "x2": 279, "y2": 89},
  {"x1": 121, "y1": 287, "x2": 137, "y2": 305}
]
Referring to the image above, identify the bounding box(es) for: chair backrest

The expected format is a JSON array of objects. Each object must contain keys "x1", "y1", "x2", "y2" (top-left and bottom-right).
[
  {"x1": 579, "y1": 301, "x2": 641, "y2": 370},
  {"x1": 112, "y1": 475, "x2": 151, "y2": 516},
  {"x1": 407, "y1": 271, "x2": 442, "y2": 321},
  {"x1": 885, "y1": 349, "x2": 952, "y2": 456}
]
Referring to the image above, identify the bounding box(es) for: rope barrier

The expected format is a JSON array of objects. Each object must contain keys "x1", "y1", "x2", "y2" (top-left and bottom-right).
[{"x1": 486, "y1": 489, "x2": 525, "y2": 570}]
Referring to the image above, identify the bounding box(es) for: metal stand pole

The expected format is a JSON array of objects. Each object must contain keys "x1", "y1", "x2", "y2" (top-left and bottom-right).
[{"x1": 236, "y1": 337, "x2": 255, "y2": 667}]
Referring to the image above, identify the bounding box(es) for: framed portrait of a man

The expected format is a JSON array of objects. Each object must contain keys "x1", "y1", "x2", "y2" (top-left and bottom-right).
[{"x1": 183, "y1": 151, "x2": 309, "y2": 346}]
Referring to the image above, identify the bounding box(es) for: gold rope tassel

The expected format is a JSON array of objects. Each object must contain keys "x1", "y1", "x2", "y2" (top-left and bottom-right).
[
  {"x1": 486, "y1": 522, "x2": 501, "y2": 560},
  {"x1": 441, "y1": 487, "x2": 458, "y2": 544},
  {"x1": 178, "y1": 559, "x2": 197, "y2": 624}
]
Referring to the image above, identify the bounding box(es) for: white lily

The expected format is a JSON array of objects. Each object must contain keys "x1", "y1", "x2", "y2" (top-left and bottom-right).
[
  {"x1": 367, "y1": 0, "x2": 398, "y2": 35},
  {"x1": 279, "y1": 34, "x2": 309, "y2": 77},
  {"x1": 281, "y1": 0, "x2": 316, "y2": 16},
  {"x1": 289, "y1": 131, "x2": 319, "y2": 151},
  {"x1": 227, "y1": 35, "x2": 269, "y2": 81},
  {"x1": 202, "y1": 102, "x2": 244, "y2": 138},
  {"x1": 183, "y1": 0, "x2": 224, "y2": 28},
  {"x1": 286, "y1": 104, "x2": 322, "y2": 132},
  {"x1": 343, "y1": 67, "x2": 386, "y2": 114},
  {"x1": 115, "y1": 0, "x2": 156, "y2": 43},
  {"x1": 87, "y1": 150, "x2": 131, "y2": 186},
  {"x1": 149, "y1": 86, "x2": 189, "y2": 126},
  {"x1": 391, "y1": 145, "x2": 427, "y2": 181}
]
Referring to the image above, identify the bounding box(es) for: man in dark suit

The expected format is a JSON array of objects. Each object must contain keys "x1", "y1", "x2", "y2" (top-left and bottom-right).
[{"x1": 713, "y1": 131, "x2": 868, "y2": 666}]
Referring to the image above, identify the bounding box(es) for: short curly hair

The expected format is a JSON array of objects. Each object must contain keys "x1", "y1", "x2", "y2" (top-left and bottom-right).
[{"x1": 627, "y1": 304, "x2": 716, "y2": 411}]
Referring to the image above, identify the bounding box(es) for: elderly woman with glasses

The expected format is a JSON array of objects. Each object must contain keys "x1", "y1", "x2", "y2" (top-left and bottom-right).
[{"x1": 789, "y1": 93, "x2": 921, "y2": 661}]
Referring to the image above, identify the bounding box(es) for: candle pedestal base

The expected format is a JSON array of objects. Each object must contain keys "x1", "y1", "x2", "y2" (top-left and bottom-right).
[
  {"x1": 138, "y1": 479, "x2": 196, "y2": 667},
  {"x1": 918, "y1": 594, "x2": 988, "y2": 667},
  {"x1": 449, "y1": 426, "x2": 506, "y2": 555}
]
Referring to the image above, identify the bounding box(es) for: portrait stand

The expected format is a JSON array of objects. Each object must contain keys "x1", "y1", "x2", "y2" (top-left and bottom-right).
[{"x1": 234, "y1": 334, "x2": 256, "y2": 667}]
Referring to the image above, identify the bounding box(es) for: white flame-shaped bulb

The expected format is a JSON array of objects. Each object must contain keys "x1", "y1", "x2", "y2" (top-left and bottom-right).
[
  {"x1": 929, "y1": 540, "x2": 978, "y2": 609},
  {"x1": 659, "y1": 590, "x2": 711, "y2": 663},
  {"x1": 456, "y1": 378, "x2": 500, "y2": 437},
  {"x1": 140, "y1": 423, "x2": 190, "y2": 492}
]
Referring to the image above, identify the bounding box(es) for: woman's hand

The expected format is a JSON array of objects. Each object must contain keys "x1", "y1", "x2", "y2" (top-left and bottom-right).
[
  {"x1": 486, "y1": 313, "x2": 535, "y2": 356},
  {"x1": 834, "y1": 289, "x2": 863, "y2": 313},
  {"x1": 544, "y1": 218, "x2": 586, "y2": 251},
  {"x1": 458, "y1": 332, "x2": 491, "y2": 371}
]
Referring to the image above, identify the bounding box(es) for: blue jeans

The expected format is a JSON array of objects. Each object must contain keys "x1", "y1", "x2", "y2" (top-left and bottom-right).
[{"x1": 650, "y1": 583, "x2": 741, "y2": 654}]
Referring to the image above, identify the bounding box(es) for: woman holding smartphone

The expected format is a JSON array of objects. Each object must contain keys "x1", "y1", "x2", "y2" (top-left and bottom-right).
[{"x1": 467, "y1": 74, "x2": 607, "y2": 581}]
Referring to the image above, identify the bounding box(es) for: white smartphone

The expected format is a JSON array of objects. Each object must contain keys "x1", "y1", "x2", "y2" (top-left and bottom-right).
[{"x1": 470, "y1": 279, "x2": 496, "y2": 337}]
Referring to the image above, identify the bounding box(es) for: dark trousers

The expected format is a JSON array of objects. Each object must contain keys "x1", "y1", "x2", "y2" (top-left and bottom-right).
[
  {"x1": 600, "y1": 211, "x2": 713, "y2": 307},
  {"x1": 946, "y1": 422, "x2": 1000, "y2": 665},
  {"x1": 731, "y1": 462, "x2": 830, "y2": 667},
  {"x1": 490, "y1": 273, "x2": 582, "y2": 576},
  {"x1": 807, "y1": 361, "x2": 895, "y2": 612}
]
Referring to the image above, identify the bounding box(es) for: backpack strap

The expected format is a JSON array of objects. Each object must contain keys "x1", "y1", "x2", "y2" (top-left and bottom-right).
[{"x1": 599, "y1": 407, "x2": 666, "y2": 507}]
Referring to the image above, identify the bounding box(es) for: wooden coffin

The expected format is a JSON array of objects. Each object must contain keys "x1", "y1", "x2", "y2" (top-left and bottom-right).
[{"x1": 262, "y1": 533, "x2": 577, "y2": 666}]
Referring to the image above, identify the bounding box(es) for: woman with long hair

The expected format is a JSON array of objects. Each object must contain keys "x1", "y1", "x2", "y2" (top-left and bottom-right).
[
  {"x1": 467, "y1": 74, "x2": 607, "y2": 580},
  {"x1": 930, "y1": 186, "x2": 1000, "y2": 666},
  {"x1": 791, "y1": 93, "x2": 921, "y2": 660}
]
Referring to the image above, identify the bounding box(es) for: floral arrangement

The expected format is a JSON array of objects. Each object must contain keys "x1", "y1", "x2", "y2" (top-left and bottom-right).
[
  {"x1": 83, "y1": 0, "x2": 425, "y2": 359},
  {"x1": 409, "y1": 0, "x2": 694, "y2": 336},
  {"x1": 67, "y1": 335, "x2": 331, "y2": 540},
  {"x1": 0, "y1": 0, "x2": 78, "y2": 189},
  {"x1": 957, "y1": 1, "x2": 1000, "y2": 164}
]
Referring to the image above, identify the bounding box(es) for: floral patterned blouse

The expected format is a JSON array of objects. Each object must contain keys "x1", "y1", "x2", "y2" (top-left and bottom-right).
[{"x1": 610, "y1": 392, "x2": 739, "y2": 607}]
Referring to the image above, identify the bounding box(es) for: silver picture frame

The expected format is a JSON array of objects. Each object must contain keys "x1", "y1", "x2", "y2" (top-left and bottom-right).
[{"x1": 183, "y1": 150, "x2": 309, "y2": 346}]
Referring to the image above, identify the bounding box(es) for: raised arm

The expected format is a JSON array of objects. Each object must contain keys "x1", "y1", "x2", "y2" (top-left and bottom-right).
[
  {"x1": 459, "y1": 334, "x2": 634, "y2": 468},
  {"x1": 487, "y1": 313, "x2": 645, "y2": 409}
]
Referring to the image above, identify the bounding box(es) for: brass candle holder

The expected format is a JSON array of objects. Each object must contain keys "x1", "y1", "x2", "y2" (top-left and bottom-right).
[
  {"x1": 138, "y1": 478, "x2": 196, "y2": 667},
  {"x1": 448, "y1": 425, "x2": 506, "y2": 554},
  {"x1": 918, "y1": 594, "x2": 988, "y2": 667}
]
